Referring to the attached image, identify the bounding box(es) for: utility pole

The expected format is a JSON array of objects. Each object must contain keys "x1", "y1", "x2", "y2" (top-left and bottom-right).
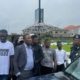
[{"x1": 39, "y1": 0, "x2": 41, "y2": 23}]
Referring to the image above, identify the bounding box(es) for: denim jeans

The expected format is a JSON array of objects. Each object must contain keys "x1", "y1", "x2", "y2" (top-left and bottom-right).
[{"x1": 0, "y1": 75, "x2": 8, "y2": 80}]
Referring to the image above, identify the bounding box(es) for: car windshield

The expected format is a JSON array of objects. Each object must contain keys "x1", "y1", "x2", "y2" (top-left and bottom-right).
[{"x1": 65, "y1": 57, "x2": 80, "y2": 80}]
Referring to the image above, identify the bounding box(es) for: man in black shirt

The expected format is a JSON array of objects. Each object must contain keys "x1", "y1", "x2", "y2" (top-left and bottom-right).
[{"x1": 31, "y1": 35, "x2": 43, "y2": 76}]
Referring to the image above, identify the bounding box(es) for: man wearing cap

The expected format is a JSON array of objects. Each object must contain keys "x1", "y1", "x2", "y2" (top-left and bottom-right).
[{"x1": 70, "y1": 34, "x2": 80, "y2": 62}]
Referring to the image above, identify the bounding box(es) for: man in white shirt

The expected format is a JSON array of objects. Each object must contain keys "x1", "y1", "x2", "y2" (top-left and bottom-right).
[
  {"x1": 55, "y1": 41, "x2": 67, "y2": 72},
  {"x1": 0, "y1": 29, "x2": 14, "y2": 80}
]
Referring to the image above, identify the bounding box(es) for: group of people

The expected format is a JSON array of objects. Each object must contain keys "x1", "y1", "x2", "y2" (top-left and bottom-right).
[{"x1": 0, "y1": 29, "x2": 80, "y2": 80}]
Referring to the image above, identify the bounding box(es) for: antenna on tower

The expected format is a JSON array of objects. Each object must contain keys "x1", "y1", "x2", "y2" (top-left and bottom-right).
[{"x1": 39, "y1": 0, "x2": 41, "y2": 9}]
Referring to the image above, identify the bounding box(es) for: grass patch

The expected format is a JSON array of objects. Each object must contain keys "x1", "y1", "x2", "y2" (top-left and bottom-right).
[{"x1": 50, "y1": 44, "x2": 72, "y2": 52}]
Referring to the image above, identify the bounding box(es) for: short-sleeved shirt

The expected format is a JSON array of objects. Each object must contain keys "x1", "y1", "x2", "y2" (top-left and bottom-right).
[
  {"x1": 41, "y1": 47, "x2": 56, "y2": 68},
  {"x1": 55, "y1": 49, "x2": 67, "y2": 65},
  {"x1": 0, "y1": 41, "x2": 14, "y2": 75}
]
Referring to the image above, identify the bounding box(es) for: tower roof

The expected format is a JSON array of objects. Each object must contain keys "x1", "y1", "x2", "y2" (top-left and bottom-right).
[{"x1": 23, "y1": 23, "x2": 63, "y2": 34}]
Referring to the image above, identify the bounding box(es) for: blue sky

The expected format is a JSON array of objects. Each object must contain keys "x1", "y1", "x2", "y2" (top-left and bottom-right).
[{"x1": 0, "y1": 0, "x2": 80, "y2": 34}]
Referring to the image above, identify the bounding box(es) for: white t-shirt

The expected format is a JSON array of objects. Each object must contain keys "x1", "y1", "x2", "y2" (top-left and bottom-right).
[
  {"x1": 0, "y1": 41, "x2": 14, "y2": 75},
  {"x1": 55, "y1": 49, "x2": 67, "y2": 65}
]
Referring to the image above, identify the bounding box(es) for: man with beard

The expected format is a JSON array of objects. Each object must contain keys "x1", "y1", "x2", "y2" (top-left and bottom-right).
[
  {"x1": 31, "y1": 35, "x2": 43, "y2": 76},
  {"x1": 0, "y1": 29, "x2": 14, "y2": 80}
]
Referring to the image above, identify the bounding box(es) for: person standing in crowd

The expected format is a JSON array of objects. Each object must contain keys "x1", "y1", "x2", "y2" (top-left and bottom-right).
[
  {"x1": 70, "y1": 34, "x2": 80, "y2": 62},
  {"x1": 41, "y1": 39, "x2": 57, "y2": 75},
  {"x1": 0, "y1": 29, "x2": 14, "y2": 80},
  {"x1": 18, "y1": 36, "x2": 24, "y2": 45},
  {"x1": 17, "y1": 36, "x2": 24, "y2": 46},
  {"x1": 14, "y1": 34, "x2": 42, "y2": 80},
  {"x1": 31, "y1": 35, "x2": 43, "y2": 76},
  {"x1": 10, "y1": 36, "x2": 23, "y2": 80},
  {"x1": 55, "y1": 41, "x2": 67, "y2": 72},
  {"x1": 11, "y1": 35, "x2": 19, "y2": 47}
]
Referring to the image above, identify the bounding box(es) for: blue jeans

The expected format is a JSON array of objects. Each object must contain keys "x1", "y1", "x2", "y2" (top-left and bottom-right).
[{"x1": 0, "y1": 75, "x2": 8, "y2": 80}]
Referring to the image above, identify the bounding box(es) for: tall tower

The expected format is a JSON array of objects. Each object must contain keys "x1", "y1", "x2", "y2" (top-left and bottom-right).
[
  {"x1": 35, "y1": 0, "x2": 44, "y2": 23},
  {"x1": 39, "y1": 0, "x2": 41, "y2": 23}
]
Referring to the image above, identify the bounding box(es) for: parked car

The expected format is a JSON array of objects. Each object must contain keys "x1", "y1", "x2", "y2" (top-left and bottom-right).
[{"x1": 27, "y1": 56, "x2": 80, "y2": 80}]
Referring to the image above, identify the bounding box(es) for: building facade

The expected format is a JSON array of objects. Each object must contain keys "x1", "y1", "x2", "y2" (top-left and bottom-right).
[
  {"x1": 64, "y1": 25, "x2": 80, "y2": 36},
  {"x1": 23, "y1": 23, "x2": 71, "y2": 38}
]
